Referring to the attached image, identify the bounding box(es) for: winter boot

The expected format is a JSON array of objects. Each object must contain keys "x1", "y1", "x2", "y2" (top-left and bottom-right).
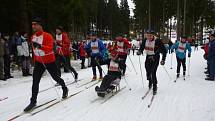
[
  {"x1": 24, "y1": 102, "x2": 36, "y2": 112},
  {"x1": 95, "y1": 86, "x2": 105, "y2": 97},
  {"x1": 153, "y1": 84, "x2": 157, "y2": 95},
  {"x1": 62, "y1": 87, "x2": 68, "y2": 99}
]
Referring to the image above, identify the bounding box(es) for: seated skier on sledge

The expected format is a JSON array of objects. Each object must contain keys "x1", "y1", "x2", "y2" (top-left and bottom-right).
[{"x1": 95, "y1": 49, "x2": 123, "y2": 97}]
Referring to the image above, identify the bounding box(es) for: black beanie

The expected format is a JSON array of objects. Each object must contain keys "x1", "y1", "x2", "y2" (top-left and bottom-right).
[{"x1": 32, "y1": 17, "x2": 44, "y2": 26}]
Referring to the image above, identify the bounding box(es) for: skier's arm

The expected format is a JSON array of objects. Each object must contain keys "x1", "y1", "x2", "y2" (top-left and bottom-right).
[
  {"x1": 138, "y1": 39, "x2": 146, "y2": 53},
  {"x1": 159, "y1": 40, "x2": 167, "y2": 61}
]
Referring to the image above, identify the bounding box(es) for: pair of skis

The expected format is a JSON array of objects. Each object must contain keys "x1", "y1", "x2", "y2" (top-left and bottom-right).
[
  {"x1": 0, "y1": 97, "x2": 8, "y2": 101},
  {"x1": 39, "y1": 79, "x2": 83, "y2": 93},
  {"x1": 141, "y1": 89, "x2": 155, "y2": 108},
  {"x1": 8, "y1": 79, "x2": 99, "y2": 120}
]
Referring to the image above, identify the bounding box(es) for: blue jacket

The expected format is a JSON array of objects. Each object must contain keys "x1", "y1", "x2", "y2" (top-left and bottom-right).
[
  {"x1": 171, "y1": 41, "x2": 192, "y2": 59},
  {"x1": 85, "y1": 38, "x2": 105, "y2": 58}
]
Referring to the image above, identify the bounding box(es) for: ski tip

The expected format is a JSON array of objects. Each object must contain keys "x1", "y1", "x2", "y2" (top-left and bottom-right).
[{"x1": 148, "y1": 105, "x2": 150, "y2": 108}]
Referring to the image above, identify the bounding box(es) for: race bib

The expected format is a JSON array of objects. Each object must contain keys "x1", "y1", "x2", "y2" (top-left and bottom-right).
[{"x1": 145, "y1": 40, "x2": 155, "y2": 55}]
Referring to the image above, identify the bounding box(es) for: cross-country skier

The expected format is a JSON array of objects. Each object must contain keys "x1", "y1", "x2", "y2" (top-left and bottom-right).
[
  {"x1": 24, "y1": 18, "x2": 68, "y2": 112},
  {"x1": 55, "y1": 26, "x2": 78, "y2": 81},
  {"x1": 85, "y1": 32, "x2": 105, "y2": 81},
  {"x1": 114, "y1": 36, "x2": 131, "y2": 76},
  {"x1": 137, "y1": 30, "x2": 167, "y2": 95},
  {"x1": 95, "y1": 49, "x2": 123, "y2": 97},
  {"x1": 171, "y1": 36, "x2": 192, "y2": 78}
]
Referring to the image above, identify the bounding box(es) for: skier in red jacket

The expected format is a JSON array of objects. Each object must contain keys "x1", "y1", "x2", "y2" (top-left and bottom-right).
[
  {"x1": 114, "y1": 36, "x2": 131, "y2": 76},
  {"x1": 24, "y1": 18, "x2": 68, "y2": 112},
  {"x1": 55, "y1": 26, "x2": 78, "y2": 80}
]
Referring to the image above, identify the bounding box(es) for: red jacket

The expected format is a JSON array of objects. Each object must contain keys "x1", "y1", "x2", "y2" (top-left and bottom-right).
[
  {"x1": 204, "y1": 43, "x2": 209, "y2": 56},
  {"x1": 79, "y1": 43, "x2": 86, "y2": 57},
  {"x1": 114, "y1": 38, "x2": 131, "y2": 55},
  {"x1": 56, "y1": 32, "x2": 71, "y2": 56},
  {"x1": 31, "y1": 31, "x2": 55, "y2": 64}
]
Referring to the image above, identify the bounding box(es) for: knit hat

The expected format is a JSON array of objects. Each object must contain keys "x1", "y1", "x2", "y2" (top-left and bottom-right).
[
  {"x1": 146, "y1": 29, "x2": 156, "y2": 35},
  {"x1": 56, "y1": 26, "x2": 64, "y2": 32},
  {"x1": 32, "y1": 17, "x2": 44, "y2": 26}
]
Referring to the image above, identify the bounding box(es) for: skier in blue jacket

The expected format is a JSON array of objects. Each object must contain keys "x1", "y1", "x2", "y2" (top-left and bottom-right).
[
  {"x1": 171, "y1": 36, "x2": 192, "y2": 78},
  {"x1": 85, "y1": 32, "x2": 105, "y2": 81}
]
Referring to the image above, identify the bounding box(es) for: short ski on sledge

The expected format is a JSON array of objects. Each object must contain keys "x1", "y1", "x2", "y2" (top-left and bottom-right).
[
  {"x1": 100, "y1": 86, "x2": 126, "y2": 104},
  {"x1": 8, "y1": 99, "x2": 56, "y2": 121}
]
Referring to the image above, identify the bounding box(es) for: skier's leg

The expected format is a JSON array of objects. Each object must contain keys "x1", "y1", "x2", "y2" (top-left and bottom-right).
[
  {"x1": 176, "y1": 57, "x2": 181, "y2": 77},
  {"x1": 30, "y1": 62, "x2": 45, "y2": 104},
  {"x1": 91, "y1": 57, "x2": 97, "y2": 78},
  {"x1": 151, "y1": 56, "x2": 160, "y2": 94},
  {"x1": 182, "y1": 58, "x2": 186, "y2": 76}
]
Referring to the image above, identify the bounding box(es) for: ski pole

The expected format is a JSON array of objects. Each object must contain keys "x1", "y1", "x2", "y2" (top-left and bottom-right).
[
  {"x1": 128, "y1": 55, "x2": 138, "y2": 74},
  {"x1": 118, "y1": 67, "x2": 132, "y2": 91},
  {"x1": 188, "y1": 57, "x2": 191, "y2": 76},
  {"x1": 162, "y1": 65, "x2": 172, "y2": 81},
  {"x1": 170, "y1": 53, "x2": 173, "y2": 69},
  {"x1": 123, "y1": 76, "x2": 132, "y2": 91},
  {"x1": 59, "y1": 49, "x2": 76, "y2": 79},
  {"x1": 95, "y1": 58, "x2": 106, "y2": 76},
  {"x1": 138, "y1": 56, "x2": 144, "y2": 89}
]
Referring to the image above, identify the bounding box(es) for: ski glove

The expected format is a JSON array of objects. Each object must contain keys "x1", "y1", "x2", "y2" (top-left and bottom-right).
[
  {"x1": 160, "y1": 60, "x2": 165, "y2": 65},
  {"x1": 32, "y1": 42, "x2": 42, "y2": 49},
  {"x1": 188, "y1": 53, "x2": 191, "y2": 58}
]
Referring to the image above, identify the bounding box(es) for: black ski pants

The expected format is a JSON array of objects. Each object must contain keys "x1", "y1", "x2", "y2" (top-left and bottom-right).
[
  {"x1": 176, "y1": 57, "x2": 186, "y2": 75},
  {"x1": 91, "y1": 57, "x2": 103, "y2": 77},
  {"x1": 145, "y1": 55, "x2": 160, "y2": 85},
  {"x1": 30, "y1": 62, "x2": 66, "y2": 103}
]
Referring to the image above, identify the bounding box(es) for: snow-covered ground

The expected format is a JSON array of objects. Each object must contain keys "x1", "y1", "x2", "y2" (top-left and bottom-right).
[{"x1": 1, "y1": 48, "x2": 215, "y2": 121}]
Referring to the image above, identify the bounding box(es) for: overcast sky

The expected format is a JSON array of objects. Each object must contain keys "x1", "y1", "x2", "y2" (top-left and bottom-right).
[{"x1": 117, "y1": 0, "x2": 135, "y2": 16}]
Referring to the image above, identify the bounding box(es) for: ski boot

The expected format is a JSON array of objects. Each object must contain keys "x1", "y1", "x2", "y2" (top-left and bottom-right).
[
  {"x1": 176, "y1": 73, "x2": 180, "y2": 78},
  {"x1": 92, "y1": 76, "x2": 97, "y2": 81},
  {"x1": 62, "y1": 87, "x2": 68, "y2": 99},
  {"x1": 75, "y1": 73, "x2": 78, "y2": 82},
  {"x1": 98, "y1": 76, "x2": 103, "y2": 81},
  {"x1": 24, "y1": 102, "x2": 36, "y2": 112}
]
